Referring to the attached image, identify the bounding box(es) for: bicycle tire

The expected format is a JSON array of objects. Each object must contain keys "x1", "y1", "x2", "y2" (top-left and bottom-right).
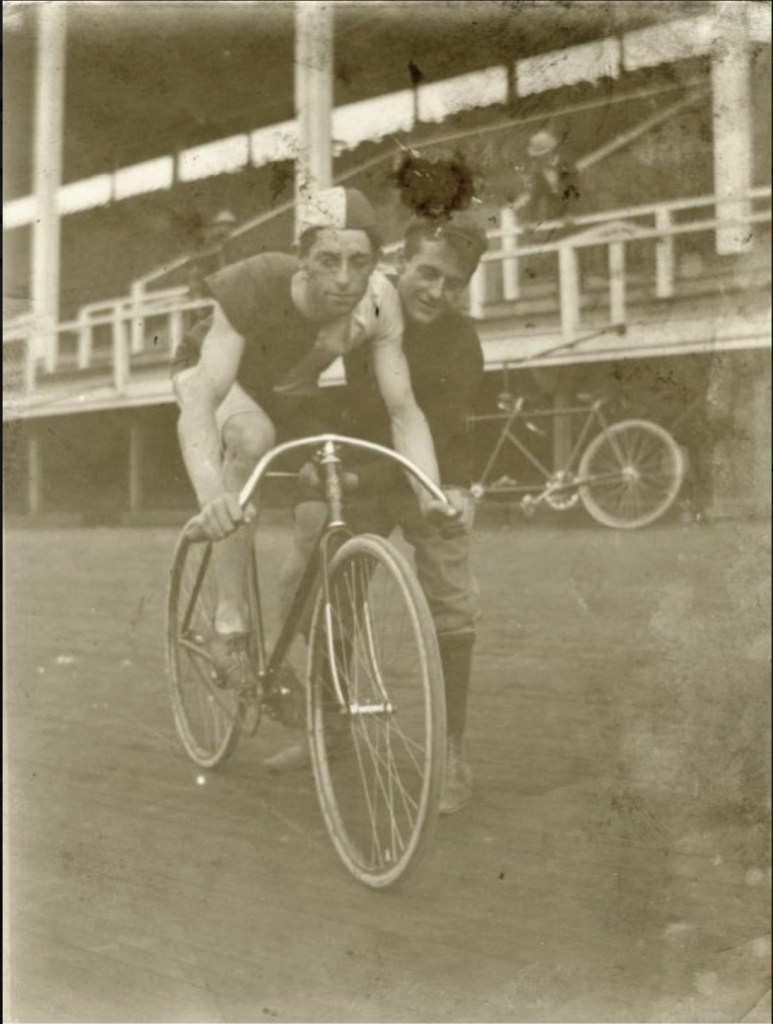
[
  {"x1": 166, "y1": 531, "x2": 246, "y2": 768},
  {"x1": 578, "y1": 419, "x2": 686, "y2": 529},
  {"x1": 307, "y1": 534, "x2": 446, "y2": 889}
]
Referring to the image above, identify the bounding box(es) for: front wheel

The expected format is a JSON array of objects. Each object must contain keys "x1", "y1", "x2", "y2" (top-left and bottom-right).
[
  {"x1": 167, "y1": 532, "x2": 246, "y2": 768},
  {"x1": 307, "y1": 534, "x2": 446, "y2": 889},
  {"x1": 578, "y1": 419, "x2": 685, "y2": 529}
]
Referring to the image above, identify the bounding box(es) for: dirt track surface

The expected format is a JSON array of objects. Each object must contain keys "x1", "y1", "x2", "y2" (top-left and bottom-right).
[{"x1": 5, "y1": 519, "x2": 772, "y2": 1023}]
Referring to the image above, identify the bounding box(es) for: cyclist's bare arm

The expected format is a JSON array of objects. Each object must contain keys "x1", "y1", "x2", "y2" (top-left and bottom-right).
[
  {"x1": 175, "y1": 303, "x2": 251, "y2": 538},
  {"x1": 371, "y1": 335, "x2": 457, "y2": 522}
]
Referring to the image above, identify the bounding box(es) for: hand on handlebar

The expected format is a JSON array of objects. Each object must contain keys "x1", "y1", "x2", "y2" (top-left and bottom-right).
[
  {"x1": 421, "y1": 487, "x2": 473, "y2": 535},
  {"x1": 186, "y1": 492, "x2": 256, "y2": 542}
]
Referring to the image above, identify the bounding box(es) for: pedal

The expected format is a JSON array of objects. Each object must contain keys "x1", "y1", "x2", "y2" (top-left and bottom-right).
[
  {"x1": 239, "y1": 698, "x2": 262, "y2": 737},
  {"x1": 266, "y1": 666, "x2": 306, "y2": 729}
]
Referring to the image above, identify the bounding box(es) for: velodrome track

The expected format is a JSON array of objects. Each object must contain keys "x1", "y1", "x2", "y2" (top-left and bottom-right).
[{"x1": 5, "y1": 517, "x2": 771, "y2": 1023}]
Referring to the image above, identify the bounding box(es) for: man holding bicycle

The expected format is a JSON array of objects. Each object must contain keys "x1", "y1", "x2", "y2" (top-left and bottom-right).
[
  {"x1": 172, "y1": 187, "x2": 455, "y2": 691},
  {"x1": 270, "y1": 212, "x2": 488, "y2": 815}
]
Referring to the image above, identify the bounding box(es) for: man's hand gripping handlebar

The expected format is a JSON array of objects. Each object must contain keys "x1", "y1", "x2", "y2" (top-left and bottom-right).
[{"x1": 184, "y1": 493, "x2": 256, "y2": 543}]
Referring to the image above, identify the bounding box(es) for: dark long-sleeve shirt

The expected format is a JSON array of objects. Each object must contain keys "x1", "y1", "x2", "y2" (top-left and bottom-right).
[{"x1": 342, "y1": 305, "x2": 485, "y2": 491}]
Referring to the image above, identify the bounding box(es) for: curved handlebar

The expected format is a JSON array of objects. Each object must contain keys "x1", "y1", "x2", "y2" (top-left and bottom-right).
[
  {"x1": 238, "y1": 434, "x2": 450, "y2": 510},
  {"x1": 183, "y1": 435, "x2": 456, "y2": 542}
]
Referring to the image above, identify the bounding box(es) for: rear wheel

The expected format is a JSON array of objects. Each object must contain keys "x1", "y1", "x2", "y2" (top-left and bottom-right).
[
  {"x1": 307, "y1": 535, "x2": 445, "y2": 888},
  {"x1": 167, "y1": 532, "x2": 246, "y2": 768},
  {"x1": 578, "y1": 419, "x2": 685, "y2": 529}
]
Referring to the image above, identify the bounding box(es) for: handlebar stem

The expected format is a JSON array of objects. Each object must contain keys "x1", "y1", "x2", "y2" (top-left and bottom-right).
[{"x1": 318, "y1": 440, "x2": 345, "y2": 527}]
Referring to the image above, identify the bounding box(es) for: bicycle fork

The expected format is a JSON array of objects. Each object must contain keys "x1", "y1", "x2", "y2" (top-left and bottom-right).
[{"x1": 318, "y1": 442, "x2": 393, "y2": 720}]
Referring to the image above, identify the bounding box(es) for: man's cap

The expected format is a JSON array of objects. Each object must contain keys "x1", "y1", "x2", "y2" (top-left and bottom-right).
[
  {"x1": 527, "y1": 130, "x2": 559, "y2": 158},
  {"x1": 404, "y1": 210, "x2": 489, "y2": 269},
  {"x1": 296, "y1": 187, "x2": 377, "y2": 239}
]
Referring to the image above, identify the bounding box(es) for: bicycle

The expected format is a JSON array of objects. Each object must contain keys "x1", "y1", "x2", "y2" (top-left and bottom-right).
[
  {"x1": 166, "y1": 435, "x2": 454, "y2": 889},
  {"x1": 469, "y1": 392, "x2": 686, "y2": 529}
]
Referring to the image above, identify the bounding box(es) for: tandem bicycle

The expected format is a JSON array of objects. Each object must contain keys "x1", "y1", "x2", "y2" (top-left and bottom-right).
[
  {"x1": 166, "y1": 435, "x2": 454, "y2": 889},
  {"x1": 469, "y1": 391, "x2": 686, "y2": 529}
]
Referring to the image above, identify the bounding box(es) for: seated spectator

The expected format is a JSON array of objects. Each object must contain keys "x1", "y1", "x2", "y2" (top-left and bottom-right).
[
  {"x1": 509, "y1": 129, "x2": 583, "y2": 287},
  {"x1": 511, "y1": 129, "x2": 581, "y2": 238},
  {"x1": 187, "y1": 210, "x2": 238, "y2": 325}
]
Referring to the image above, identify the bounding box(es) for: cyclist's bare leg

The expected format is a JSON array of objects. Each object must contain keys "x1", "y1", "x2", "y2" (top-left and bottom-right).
[{"x1": 212, "y1": 395, "x2": 276, "y2": 635}]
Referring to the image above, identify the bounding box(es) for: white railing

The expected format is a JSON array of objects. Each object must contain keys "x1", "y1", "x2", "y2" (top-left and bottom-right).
[
  {"x1": 466, "y1": 186, "x2": 771, "y2": 329},
  {"x1": 3, "y1": 294, "x2": 213, "y2": 398},
  {"x1": 4, "y1": 188, "x2": 770, "y2": 401}
]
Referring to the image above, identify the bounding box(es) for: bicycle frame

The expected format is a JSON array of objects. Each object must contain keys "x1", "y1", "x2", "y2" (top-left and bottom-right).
[
  {"x1": 202, "y1": 434, "x2": 451, "y2": 715},
  {"x1": 471, "y1": 397, "x2": 615, "y2": 506}
]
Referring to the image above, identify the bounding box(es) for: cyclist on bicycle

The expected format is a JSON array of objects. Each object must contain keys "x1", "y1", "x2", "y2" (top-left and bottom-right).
[
  {"x1": 268, "y1": 211, "x2": 488, "y2": 815},
  {"x1": 171, "y1": 187, "x2": 455, "y2": 691}
]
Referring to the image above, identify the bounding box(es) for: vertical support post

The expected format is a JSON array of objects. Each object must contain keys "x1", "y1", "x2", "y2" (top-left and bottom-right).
[
  {"x1": 130, "y1": 300, "x2": 145, "y2": 354},
  {"x1": 169, "y1": 308, "x2": 183, "y2": 358},
  {"x1": 500, "y1": 205, "x2": 520, "y2": 301},
  {"x1": 655, "y1": 207, "x2": 675, "y2": 298},
  {"x1": 294, "y1": 1, "x2": 333, "y2": 235},
  {"x1": 711, "y1": 7, "x2": 753, "y2": 254},
  {"x1": 608, "y1": 240, "x2": 626, "y2": 325},
  {"x1": 31, "y1": 4, "x2": 66, "y2": 372},
  {"x1": 130, "y1": 281, "x2": 146, "y2": 354},
  {"x1": 113, "y1": 311, "x2": 128, "y2": 393},
  {"x1": 77, "y1": 310, "x2": 92, "y2": 369},
  {"x1": 24, "y1": 332, "x2": 36, "y2": 394},
  {"x1": 128, "y1": 419, "x2": 144, "y2": 514},
  {"x1": 468, "y1": 266, "x2": 485, "y2": 319},
  {"x1": 559, "y1": 244, "x2": 581, "y2": 342},
  {"x1": 552, "y1": 379, "x2": 574, "y2": 475},
  {"x1": 27, "y1": 430, "x2": 41, "y2": 516}
]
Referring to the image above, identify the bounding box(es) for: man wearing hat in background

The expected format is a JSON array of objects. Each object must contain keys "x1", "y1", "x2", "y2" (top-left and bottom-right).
[
  {"x1": 268, "y1": 211, "x2": 489, "y2": 815},
  {"x1": 172, "y1": 186, "x2": 453, "y2": 690},
  {"x1": 186, "y1": 209, "x2": 239, "y2": 330},
  {"x1": 512, "y1": 128, "x2": 581, "y2": 236}
]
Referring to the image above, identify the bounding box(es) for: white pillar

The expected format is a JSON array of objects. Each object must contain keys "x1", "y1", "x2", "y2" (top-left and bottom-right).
[
  {"x1": 27, "y1": 431, "x2": 41, "y2": 516},
  {"x1": 711, "y1": 6, "x2": 753, "y2": 254},
  {"x1": 500, "y1": 206, "x2": 521, "y2": 302},
  {"x1": 559, "y1": 245, "x2": 581, "y2": 342},
  {"x1": 294, "y1": 1, "x2": 333, "y2": 235},
  {"x1": 31, "y1": 4, "x2": 66, "y2": 371},
  {"x1": 655, "y1": 207, "x2": 675, "y2": 299},
  {"x1": 608, "y1": 241, "x2": 626, "y2": 325},
  {"x1": 128, "y1": 420, "x2": 144, "y2": 514}
]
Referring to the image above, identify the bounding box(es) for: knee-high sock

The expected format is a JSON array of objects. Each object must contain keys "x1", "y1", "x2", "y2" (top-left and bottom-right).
[{"x1": 437, "y1": 632, "x2": 475, "y2": 743}]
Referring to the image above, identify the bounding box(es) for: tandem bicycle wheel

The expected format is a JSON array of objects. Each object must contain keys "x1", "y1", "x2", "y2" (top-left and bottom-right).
[
  {"x1": 167, "y1": 531, "x2": 245, "y2": 768},
  {"x1": 578, "y1": 419, "x2": 686, "y2": 529},
  {"x1": 307, "y1": 534, "x2": 446, "y2": 889}
]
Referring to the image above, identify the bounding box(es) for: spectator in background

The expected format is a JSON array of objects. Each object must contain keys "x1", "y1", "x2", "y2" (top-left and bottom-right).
[
  {"x1": 509, "y1": 128, "x2": 584, "y2": 294},
  {"x1": 187, "y1": 209, "x2": 238, "y2": 326},
  {"x1": 511, "y1": 129, "x2": 581, "y2": 239}
]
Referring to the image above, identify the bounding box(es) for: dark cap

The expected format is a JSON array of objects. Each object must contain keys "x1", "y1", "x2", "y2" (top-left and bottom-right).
[{"x1": 404, "y1": 210, "x2": 488, "y2": 272}]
